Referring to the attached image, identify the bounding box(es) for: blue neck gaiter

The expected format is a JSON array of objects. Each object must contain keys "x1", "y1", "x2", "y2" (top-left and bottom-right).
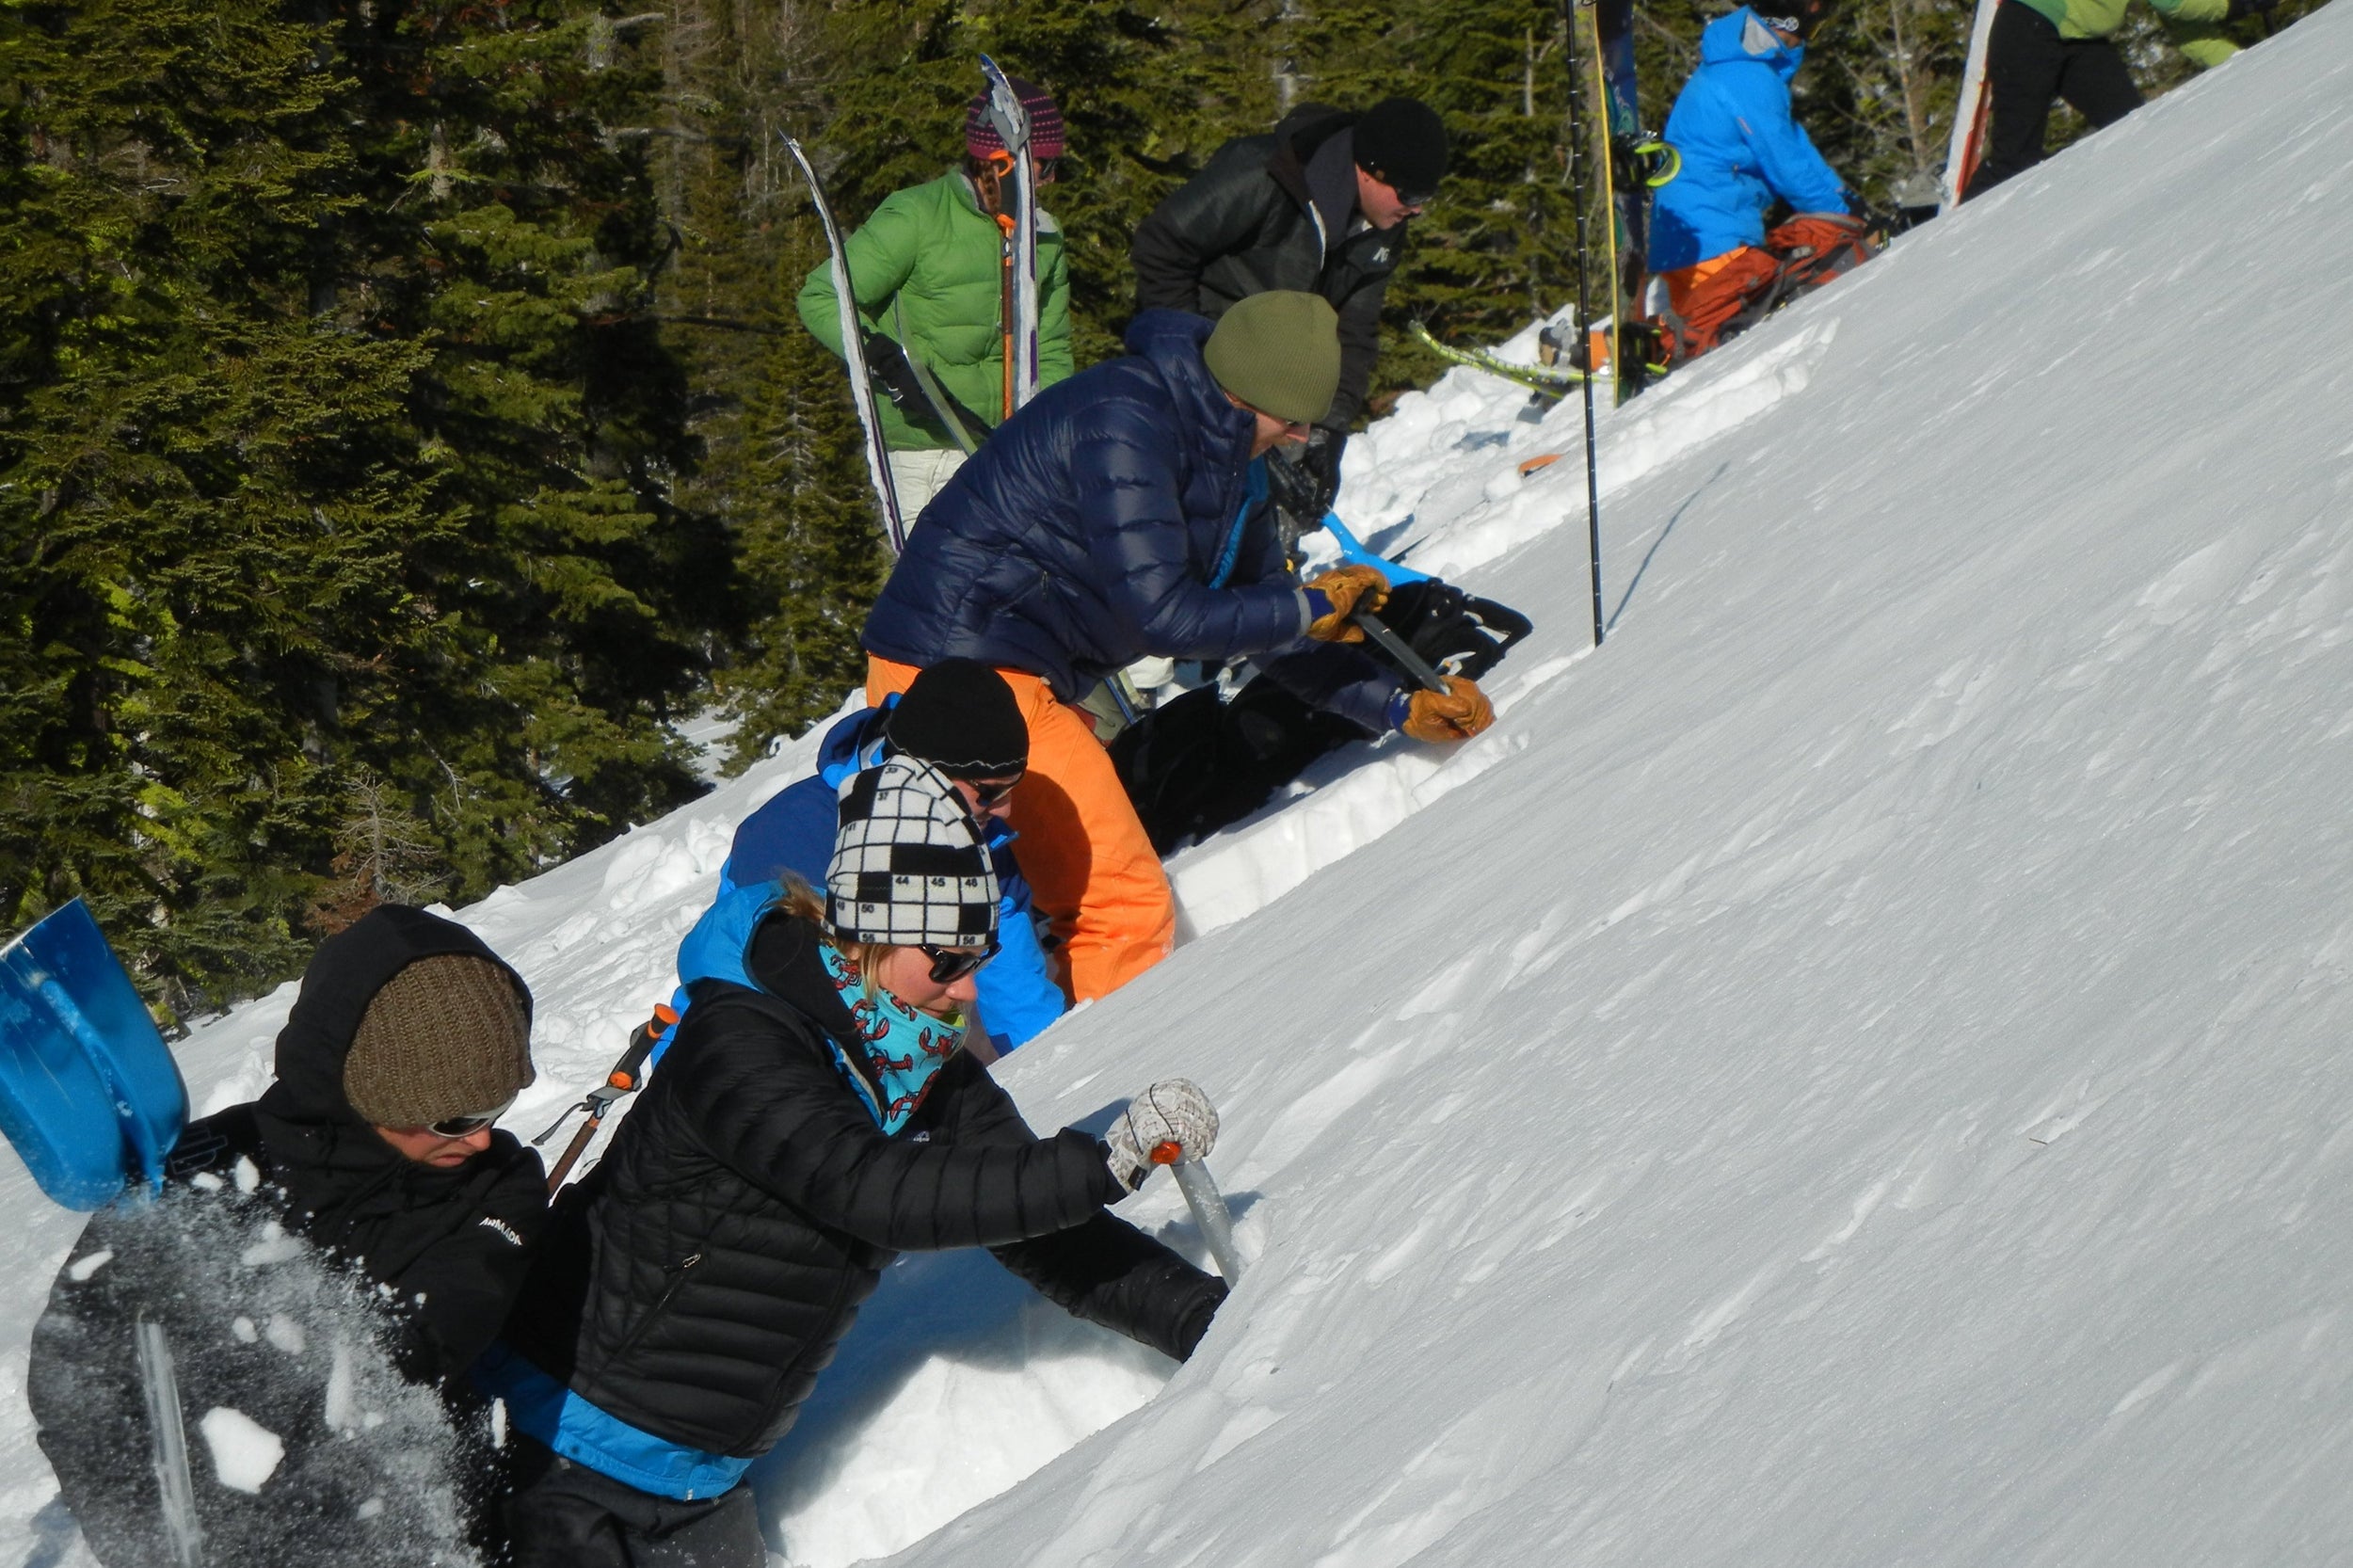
[{"x1": 817, "y1": 943, "x2": 965, "y2": 1133}]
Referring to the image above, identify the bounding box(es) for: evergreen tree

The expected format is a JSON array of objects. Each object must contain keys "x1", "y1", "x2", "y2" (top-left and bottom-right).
[{"x1": 2, "y1": 0, "x2": 719, "y2": 1011}]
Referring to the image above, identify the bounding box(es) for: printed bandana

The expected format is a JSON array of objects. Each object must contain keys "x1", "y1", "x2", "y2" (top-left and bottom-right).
[{"x1": 818, "y1": 943, "x2": 965, "y2": 1132}]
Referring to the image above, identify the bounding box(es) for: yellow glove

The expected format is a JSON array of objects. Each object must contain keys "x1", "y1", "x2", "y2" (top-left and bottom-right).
[
  {"x1": 1303, "y1": 565, "x2": 1391, "y2": 643},
  {"x1": 1400, "y1": 675, "x2": 1495, "y2": 744}
]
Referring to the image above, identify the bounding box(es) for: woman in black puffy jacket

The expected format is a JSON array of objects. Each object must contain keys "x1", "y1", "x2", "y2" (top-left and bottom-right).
[{"x1": 484, "y1": 758, "x2": 1225, "y2": 1567}]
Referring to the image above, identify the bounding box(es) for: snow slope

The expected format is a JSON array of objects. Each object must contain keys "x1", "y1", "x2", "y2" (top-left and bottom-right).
[{"x1": 8, "y1": 10, "x2": 2353, "y2": 1563}]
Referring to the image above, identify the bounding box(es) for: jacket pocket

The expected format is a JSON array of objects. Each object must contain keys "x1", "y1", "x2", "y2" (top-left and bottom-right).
[{"x1": 613, "y1": 1252, "x2": 702, "y2": 1359}]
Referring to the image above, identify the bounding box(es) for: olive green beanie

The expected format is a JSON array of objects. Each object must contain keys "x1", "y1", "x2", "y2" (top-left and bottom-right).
[
  {"x1": 344, "y1": 953, "x2": 534, "y2": 1128},
  {"x1": 1202, "y1": 291, "x2": 1341, "y2": 426}
]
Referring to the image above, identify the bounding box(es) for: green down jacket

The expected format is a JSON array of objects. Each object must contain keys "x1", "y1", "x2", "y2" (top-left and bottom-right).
[
  {"x1": 2016, "y1": 0, "x2": 2239, "y2": 68},
  {"x1": 797, "y1": 168, "x2": 1074, "y2": 452}
]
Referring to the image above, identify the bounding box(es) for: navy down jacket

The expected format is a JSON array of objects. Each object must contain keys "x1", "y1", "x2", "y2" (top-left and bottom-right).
[{"x1": 863, "y1": 310, "x2": 1313, "y2": 702}]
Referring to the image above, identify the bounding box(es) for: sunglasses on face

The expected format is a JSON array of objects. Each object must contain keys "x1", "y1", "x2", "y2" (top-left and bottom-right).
[
  {"x1": 1241, "y1": 402, "x2": 1312, "y2": 436},
  {"x1": 427, "y1": 1095, "x2": 517, "y2": 1139},
  {"x1": 919, "y1": 942, "x2": 999, "y2": 984},
  {"x1": 964, "y1": 774, "x2": 1023, "y2": 809},
  {"x1": 1366, "y1": 168, "x2": 1433, "y2": 208}
]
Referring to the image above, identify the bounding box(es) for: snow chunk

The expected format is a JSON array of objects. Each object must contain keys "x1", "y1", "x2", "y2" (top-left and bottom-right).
[
  {"x1": 264, "y1": 1315, "x2": 305, "y2": 1356},
  {"x1": 240, "y1": 1222, "x2": 304, "y2": 1268},
  {"x1": 230, "y1": 1317, "x2": 259, "y2": 1345},
  {"x1": 199, "y1": 1407, "x2": 284, "y2": 1494},
  {"x1": 65, "y1": 1251, "x2": 113, "y2": 1282},
  {"x1": 232, "y1": 1157, "x2": 262, "y2": 1194}
]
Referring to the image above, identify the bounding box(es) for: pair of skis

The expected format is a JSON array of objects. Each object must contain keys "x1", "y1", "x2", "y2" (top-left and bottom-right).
[{"x1": 784, "y1": 56, "x2": 1042, "y2": 556}]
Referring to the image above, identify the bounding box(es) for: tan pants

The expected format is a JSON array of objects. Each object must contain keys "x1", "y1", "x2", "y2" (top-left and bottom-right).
[{"x1": 887, "y1": 448, "x2": 968, "y2": 521}]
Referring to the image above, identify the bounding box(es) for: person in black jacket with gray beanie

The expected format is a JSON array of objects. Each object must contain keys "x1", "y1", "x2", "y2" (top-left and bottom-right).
[
  {"x1": 482, "y1": 757, "x2": 1225, "y2": 1568},
  {"x1": 28, "y1": 904, "x2": 548, "y2": 1567},
  {"x1": 1130, "y1": 96, "x2": 1449, "y2": 520}
]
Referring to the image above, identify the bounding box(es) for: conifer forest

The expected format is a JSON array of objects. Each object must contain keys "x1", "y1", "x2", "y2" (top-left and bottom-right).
[{"x1": 1, "y1": 0, "x2": 2307, "y2": 1013}]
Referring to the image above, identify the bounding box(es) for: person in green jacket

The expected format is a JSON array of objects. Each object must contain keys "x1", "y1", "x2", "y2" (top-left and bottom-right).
[
  {"x1": 796, "y1": 77, "x2": 1076, "y2": 514},
  {"x1": 1963, "y1": 0, "x2": 2276, "y2": 198}
]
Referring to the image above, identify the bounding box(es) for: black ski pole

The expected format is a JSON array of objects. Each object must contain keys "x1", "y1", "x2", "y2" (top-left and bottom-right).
[{"x1": 1562, "y1": 0, "x2": 1606, "y2": 648}]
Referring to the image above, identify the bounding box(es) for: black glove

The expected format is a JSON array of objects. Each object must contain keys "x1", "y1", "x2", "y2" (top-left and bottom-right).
[
  {"x1": 1298, "y1": 426, "x2": 1347, "y2": 517},
  {"x1": 2225, "y1": 0, "x2": 2279, "y2": 16},
  {"x1": 861, "y1": 332, "x2": 929, "y2": 413}
]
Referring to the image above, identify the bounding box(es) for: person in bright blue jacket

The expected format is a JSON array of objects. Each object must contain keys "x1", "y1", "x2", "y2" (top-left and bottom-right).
[
  {"x1": 1651, "y1": 2, "x2": 1868, "y2": 360},
  {"x1": 860, "y1": 294, "x2": 1496, "y2": 1004},
  {"x1": 722, "y1": 662, "x2": 1064, "y2": 1055}
]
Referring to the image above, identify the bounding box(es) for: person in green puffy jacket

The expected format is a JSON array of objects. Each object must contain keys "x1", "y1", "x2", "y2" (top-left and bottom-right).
[
  {"x1": 796, "y1": 77, "x2": 1075, "y2": 514},
  {"x1": 1963, "y1": 0, "x2": 2274, "y2": 198}
]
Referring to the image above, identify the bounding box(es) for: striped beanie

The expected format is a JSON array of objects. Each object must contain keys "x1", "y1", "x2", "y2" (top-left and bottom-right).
[
  {"x1": 966, "y1": 76, "x2": 1065, "y2": 161},
  {"x1": 825, "y1": 757, "x2": 1000, "y2": 950}
]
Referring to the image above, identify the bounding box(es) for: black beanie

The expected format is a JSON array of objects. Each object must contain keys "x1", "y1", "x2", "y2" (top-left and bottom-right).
[
  {"x1": 886, "y1": 659, "x2": 1030, "y2": 778},
  {"x1": 1353, "y1": 97, "x2": 1449, "y2": 199}
]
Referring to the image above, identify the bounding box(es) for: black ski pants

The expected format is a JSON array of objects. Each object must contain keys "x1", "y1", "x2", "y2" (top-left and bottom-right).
[
  {"x1": 1965, "y1": 0, "x2": 2143, "y2": 199},
  {"x1": 504, "y1": 1439, "x2": 767, "y2": 1568}
]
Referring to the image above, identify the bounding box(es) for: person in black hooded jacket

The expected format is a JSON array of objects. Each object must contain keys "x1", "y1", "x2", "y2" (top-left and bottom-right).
[
  {"x1": 483, "y1": 757, "x2": 1225, "y2": 1568},
  {"x1": 1129, "y1": 96, "x2": 1450, "y2": 517},
  {"x1": 27, "y1": 904, "x2": 548, "y2": 1567}
]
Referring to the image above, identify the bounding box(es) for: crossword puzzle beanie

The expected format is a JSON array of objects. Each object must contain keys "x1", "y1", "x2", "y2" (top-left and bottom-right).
[
  {"x1": 885, "y1": 660, "x2": 1029, "y2": 779},
  {"x1": 826, "y1": 757, "x2": 1000, "y2": 950}
]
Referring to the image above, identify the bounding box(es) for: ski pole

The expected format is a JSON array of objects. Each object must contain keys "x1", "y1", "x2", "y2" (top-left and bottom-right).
[
  {"x1": 1353, "y1": 611, "x2": 1451, "y2": 694},
  {"x1": 1150, "y1": 1141, "x2": 1243, "y2": 1283},
  {"x1": 536, "y1": 1006, "x2": 671, "y2": 1193},
  {"x1": 1562, "y1": 0, "x2": 1607, "y2": 648}
]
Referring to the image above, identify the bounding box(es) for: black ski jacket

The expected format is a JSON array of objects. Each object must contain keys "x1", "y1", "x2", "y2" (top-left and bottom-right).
[
  {"x1": 499, "y1": 913, "x2": 1225, "y2": 1464},
  {"x1": 26, "y1": 906, "x2": 550, "y2": 1567},
  {"x1": 1129, "y1": 106, "x2": 1408, "y2": 430}
]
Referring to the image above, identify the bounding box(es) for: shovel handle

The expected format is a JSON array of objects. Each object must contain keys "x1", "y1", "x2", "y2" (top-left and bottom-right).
[{"x1": 1353, "y1": 611, "x2": 1451, "y2": 694}]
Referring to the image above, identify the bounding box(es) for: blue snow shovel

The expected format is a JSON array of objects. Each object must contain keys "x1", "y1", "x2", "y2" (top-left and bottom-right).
[
  {"x1": 0, "y1": 900, "x2": 189, "y2": 1208},
  {"x1": 4, "y1": 903, "x2": 205, "y2": 1566}
]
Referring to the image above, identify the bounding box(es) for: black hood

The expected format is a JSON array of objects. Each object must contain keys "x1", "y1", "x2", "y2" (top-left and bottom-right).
[{"x1": 264, "y1": 904, "x2": 534, "y2": 1128}]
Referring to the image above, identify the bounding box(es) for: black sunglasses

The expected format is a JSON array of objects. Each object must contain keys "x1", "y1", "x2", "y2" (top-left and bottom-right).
[
  {"x1": 427, "y1": 1099, "x2": 514, "y2": 1139},
  {"x1": 965, "y1": 774, "x2": 1023, "y2": 809},
  {"x1": 919, "y1": 942, "x2": 998, "y2": 984},
  {"x1": 1363, "y1": 165, "x2": 1434, "y2": 209}
]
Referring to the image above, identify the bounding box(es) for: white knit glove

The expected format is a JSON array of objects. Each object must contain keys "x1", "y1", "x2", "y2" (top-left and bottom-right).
[{"x1": 1102, "y1": 1079, "x2": 1220, "y2": 1192}]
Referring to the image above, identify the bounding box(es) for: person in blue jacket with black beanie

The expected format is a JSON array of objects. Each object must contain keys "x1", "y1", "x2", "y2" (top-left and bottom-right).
[
  {"x1": 1650, "y1": 0, "x2": 1871, "y2": 362},
  {"x1": 723, "y1": 660, "x2": 1064, "y2": 1054}
]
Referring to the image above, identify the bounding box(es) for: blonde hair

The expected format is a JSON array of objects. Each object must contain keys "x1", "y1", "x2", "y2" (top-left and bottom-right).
[{"x1": 786, "y1": 872, "x2": 892, "y2": 998}]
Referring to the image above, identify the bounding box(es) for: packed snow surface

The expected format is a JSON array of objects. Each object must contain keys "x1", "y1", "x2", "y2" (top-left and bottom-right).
[{"x1": 7, "y1": 10, "x2": 2353, "y2": 1562}]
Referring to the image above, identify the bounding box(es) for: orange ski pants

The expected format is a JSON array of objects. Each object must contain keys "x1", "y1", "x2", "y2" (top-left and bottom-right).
[
  {"x1": 867, "y1": 656, "x2": 1176, "y2": 1002},
  {"x1": 1660, "y1": 246, "x2": 1782, "y2": 360}
]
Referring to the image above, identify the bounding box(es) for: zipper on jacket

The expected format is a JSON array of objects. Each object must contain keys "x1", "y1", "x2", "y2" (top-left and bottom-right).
[{"x1": 614, "y1": 1252, "x2": 702, "y2": 1358}]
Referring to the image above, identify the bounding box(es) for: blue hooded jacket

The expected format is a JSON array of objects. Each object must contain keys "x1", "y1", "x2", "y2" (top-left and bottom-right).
[{"x1": 1651, "y1": 8, "x2": 1849, "y2": 274}]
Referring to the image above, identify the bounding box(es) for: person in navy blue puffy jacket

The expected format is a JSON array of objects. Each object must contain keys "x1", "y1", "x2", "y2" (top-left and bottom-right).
[
  {"x1": 861, "y1": 293, "x2": 1496, "y2": 1005},
  {"x1": 1651, "y1": 2, "x2": 1869, "y2": 361}
]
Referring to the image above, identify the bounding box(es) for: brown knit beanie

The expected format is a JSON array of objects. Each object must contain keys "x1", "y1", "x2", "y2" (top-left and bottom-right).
[
  {"x1": 344, "y1": 954, "x2": 535, "y2": 1128},
  {"x1": 1202, "y1": 291, "x2": 1341, "y2": 427}
]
